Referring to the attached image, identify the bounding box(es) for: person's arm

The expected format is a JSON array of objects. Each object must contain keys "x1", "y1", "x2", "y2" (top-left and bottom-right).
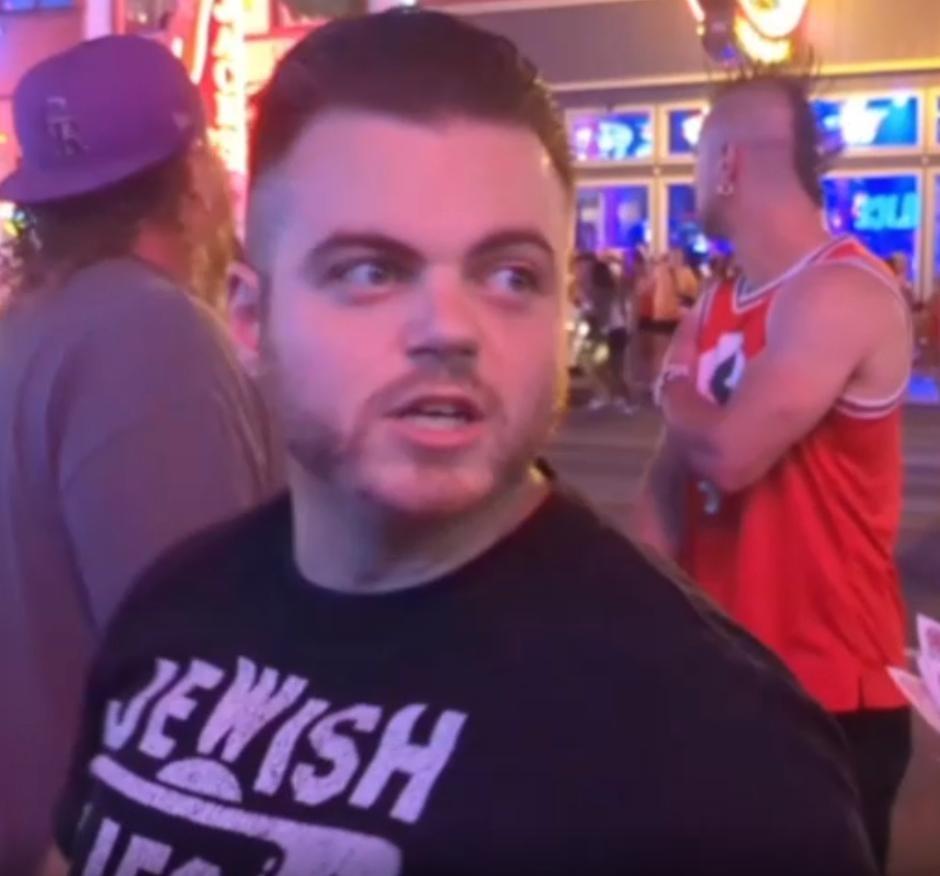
[
  {"x1": 660, "y1": 263, "x2": 908, "y2": 493},
  {"x1": 630, "y1": 298, "x2": 708, "y2": 556},
  {"x1": 57, "y1": 292, "x2": 280, "y2": 628}
]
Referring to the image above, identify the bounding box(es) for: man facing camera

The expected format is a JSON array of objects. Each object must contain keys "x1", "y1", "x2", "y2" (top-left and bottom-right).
[{"x1": 48, "y1": 13, "x2": 875, "y2": 876}]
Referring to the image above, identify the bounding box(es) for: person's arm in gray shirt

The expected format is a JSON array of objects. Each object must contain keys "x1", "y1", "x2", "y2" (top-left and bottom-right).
[{"x1": 55, "y1": 286, "x2": 281, "y2": 628}]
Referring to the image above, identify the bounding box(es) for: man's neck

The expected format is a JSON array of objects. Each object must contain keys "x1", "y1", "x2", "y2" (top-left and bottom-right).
[
  {"x1": 132, "y1": 227, "x2": 191, "y2": 289},
  {"x1": 290, "y1": 465, "x2": 550, "y2": 595},
  {"x1": 732, "y1": 203, "x2": 831, "y2": 290}
]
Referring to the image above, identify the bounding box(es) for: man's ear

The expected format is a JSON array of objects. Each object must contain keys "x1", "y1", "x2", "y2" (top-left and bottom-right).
[{"x1": 227, "y1": 260, "x2": 263, "y2": 377}]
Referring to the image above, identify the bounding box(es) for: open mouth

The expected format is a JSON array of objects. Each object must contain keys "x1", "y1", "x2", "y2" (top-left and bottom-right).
[{"x1": 389, "y1": 395, "x2": 484, "y2": 431}]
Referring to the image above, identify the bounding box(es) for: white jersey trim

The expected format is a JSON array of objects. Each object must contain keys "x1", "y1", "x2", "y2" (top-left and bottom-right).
[
  {"x1": 826, "y1": 256, "x2": 912, "y2": 419},
  {"x1": 732, "y1": 235, "x2": 850, "y2": 314}
]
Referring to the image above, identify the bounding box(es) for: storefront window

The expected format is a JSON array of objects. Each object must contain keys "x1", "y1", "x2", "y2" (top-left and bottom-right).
[
  {"x1": 813, "y1": 94, "x2": 921, "y2": 154},
  {"x1": 666, "y1": 108, "x2": 705, "y2": 158},
  {"x1": 0, "y1": 0, "x2": 73, "y2": 9},
  {"x1": 933, "y1": 175, "x2": 940, "y2": 296},
  {"x1": 575, "y1": 185, "x2": 650, "y2": 252},
  {"x1": 823, "y1": 174, "x2": 920, "y2": 280},
  {"x1": 666, "y1": 183, "x2": 707, "y2": 255},
  {"x1": 934, "y1": 94, "x2": 940, "y2": 149},
  {"x1": 568, "y1": 109, "x2": 653, "y2": 163}
]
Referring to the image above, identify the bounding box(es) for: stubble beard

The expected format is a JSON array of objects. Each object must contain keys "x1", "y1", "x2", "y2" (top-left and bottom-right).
[{"x1": 262, "y1": 350, "x2": 567, "y2": 519}]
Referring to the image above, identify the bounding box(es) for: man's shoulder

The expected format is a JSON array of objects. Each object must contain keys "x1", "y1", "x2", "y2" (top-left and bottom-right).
[
  {"x1": 66, "y1": 259, "x2": 227, "y2": 351},
  {"x1": 51, "y1": 260, "x2": 255, "y2": 427},
  {"x1": 114, "y1": 493, "x2": 291, "y2": 623},
  {"x1": 546, "y1": 491, "x2": 811, "y2": 695},
  {"x1": 544, "y1": 490, "x2": 712, "y2": 608},
  {"x1": 779, "y1": 248, "x2": 907, "y2": 330}
]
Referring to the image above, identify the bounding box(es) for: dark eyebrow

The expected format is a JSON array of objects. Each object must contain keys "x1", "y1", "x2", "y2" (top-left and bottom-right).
[
  {"x1": 466, "y1": 229, "x2": 556, "y2": 261},
  {"x1": 304, "y1": 232, "x2": 423, "y2": 268},
  {"x1": 304, "y1": 228, "x2": 556, "y2": 271}
]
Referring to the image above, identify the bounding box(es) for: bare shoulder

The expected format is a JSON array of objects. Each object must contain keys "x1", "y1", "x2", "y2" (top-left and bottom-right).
[
  {"x1": 769, "y1": 259, "x2": 911, "y2": 402},
  {"x1": 771, "y1": 260, "x2": 908, "y2": 344}
]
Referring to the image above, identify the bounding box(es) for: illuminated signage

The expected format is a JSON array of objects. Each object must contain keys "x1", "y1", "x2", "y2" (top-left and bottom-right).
[
  {"x1": 823, "y1": 175, "x2": 919, "y2": 266},
  {"x1": 667, "y1": 108, "x2": 705, "y2": 156},
  {"x1": 814, "y1": 94, "x2": 920, "y2": 153},
  {"x1": 569, "y1": 110, "x2": 653, "y2": 163},
  {"x1": 738, "y1": 0, "x2": 809, "y2": 40},
  {"x1": 165, "y1": 0, "x2": 248, "y2": 177},
  {"x1": 853, "y1": 193, "x2": 919, "y2": 232},
  {"x1": 687, "y1": 0, "x2": 809, "y2": 65},
  {"x1": 203, "y1": 0, "x2": 248, "y2": 176}
]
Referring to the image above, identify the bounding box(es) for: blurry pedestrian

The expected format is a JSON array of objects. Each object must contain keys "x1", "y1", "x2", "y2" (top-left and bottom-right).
[
  {"x1": 0, "y1": 36, "x2": 282, "y2": 873},
  {"x1": 669, "y1": 246, "x2": 701, "y2": 310},
  {"x1": 586, "y1": 258, "x2": 635, "y2": 412}
]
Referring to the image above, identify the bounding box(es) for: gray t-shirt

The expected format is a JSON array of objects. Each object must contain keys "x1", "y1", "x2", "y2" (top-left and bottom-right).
[{"x1": 0, "y1": 258, "x2": 283, "y2": 874}]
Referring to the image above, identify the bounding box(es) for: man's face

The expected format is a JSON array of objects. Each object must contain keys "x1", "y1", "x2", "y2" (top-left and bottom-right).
[
  {"x1": 694, "y1": 115, "x2": 731, "y2": 241},
  {"x1": 256, "y1": 111, "x2": 571, "y2": 518}
]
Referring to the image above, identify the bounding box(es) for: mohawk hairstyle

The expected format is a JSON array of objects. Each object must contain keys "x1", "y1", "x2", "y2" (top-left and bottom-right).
[{"x1": 709, "y1": 57, "x2": 836, "y2": 208}]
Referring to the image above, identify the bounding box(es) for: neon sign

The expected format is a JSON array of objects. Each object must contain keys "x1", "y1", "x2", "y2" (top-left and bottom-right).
[
  {"x1": 687, "y1": 0, "x2": 809, "y2": 65},
  {"x1": 823, "y1": 175, "x2": 919, "y2": 271},
  {"x1": 814, "y1": 94, "x2": 920, "y2": 153},
  {"x1": 165, "y1": 0, "x2": 248, "y2": 177},
  {"x1": 853, "y1": 193, "x2": 920, "y2": 232},
  {"x1": 681, "y1": 113, "x2": 704, "y2": 148},
  {"x1": 667, "y1": 108, "x2": 705, "y2": 156},
  {"x1": 738, "y1": 0, "x2": 809, "y2": 40},
  {"x1": 569, "y1": 110, "x2": 653, "y2": 163}
]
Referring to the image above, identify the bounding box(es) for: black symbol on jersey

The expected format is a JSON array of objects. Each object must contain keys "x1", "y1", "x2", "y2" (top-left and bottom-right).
[
  {"x1": 698, "y1": 332, "x2": 746, "y2": 406},
  {"x1": 710, "y1": 353, "x2": 739, "y2": 406}
]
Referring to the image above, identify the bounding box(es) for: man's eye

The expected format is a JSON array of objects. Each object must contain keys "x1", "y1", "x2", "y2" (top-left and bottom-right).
[
  {"x1": 330, "y1": 260, "x2": 403, "y2": 289},
  {"x1": 489, "y1": 266, "x2": 541, "y2": 296}
]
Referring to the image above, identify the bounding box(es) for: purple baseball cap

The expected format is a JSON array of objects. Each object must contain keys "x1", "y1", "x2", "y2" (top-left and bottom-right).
[{"x1": 0, "y1": 35, "x2": 206, "y2": 205}]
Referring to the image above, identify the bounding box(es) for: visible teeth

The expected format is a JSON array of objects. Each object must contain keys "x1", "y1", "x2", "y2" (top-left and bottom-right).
[
  {"x1": 403, "y1": 403, "x2": 472, "y2": 419},
  {"x1": 404, "y1": 414, "x2": 466, "y2": 430}
]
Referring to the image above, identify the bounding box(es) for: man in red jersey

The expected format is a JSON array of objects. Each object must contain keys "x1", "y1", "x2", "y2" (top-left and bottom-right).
[{"x1": 634, "y1": 71, "x2": 912, "y2": 873}]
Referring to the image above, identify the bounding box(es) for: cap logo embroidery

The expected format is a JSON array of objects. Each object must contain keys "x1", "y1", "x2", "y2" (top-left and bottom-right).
[{"x1": 45, "y1": 96, "x2": 85, "y2": 157}]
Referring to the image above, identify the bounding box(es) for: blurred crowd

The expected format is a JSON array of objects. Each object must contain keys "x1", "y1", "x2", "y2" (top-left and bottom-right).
[
  {"x1": 568, "y1": 244, "x2": 733, "y2": 409},
  {"x1": 568, "y1": 244, "x2": 940, "y2": 412}
]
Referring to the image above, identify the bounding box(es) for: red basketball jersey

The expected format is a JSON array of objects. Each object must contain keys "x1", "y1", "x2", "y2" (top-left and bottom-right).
[{"x1": 681, "y1": 237, "x2": 909, "y2": 712}]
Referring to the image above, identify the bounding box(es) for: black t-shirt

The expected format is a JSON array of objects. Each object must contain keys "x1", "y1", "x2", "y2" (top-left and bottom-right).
[{"x1": 57, "y1": 490, "x2": 876, "y2": 876}]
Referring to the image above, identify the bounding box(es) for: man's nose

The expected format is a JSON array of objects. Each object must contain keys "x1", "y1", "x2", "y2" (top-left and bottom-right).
[{"x1": 403, "y1": 269, "x2": 482, "y2": 371}]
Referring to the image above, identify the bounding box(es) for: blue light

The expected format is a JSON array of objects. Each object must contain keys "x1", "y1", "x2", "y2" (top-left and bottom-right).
[
  {"x1": 569, "y1": 110, "x2": 654, "y2": 162},
  {"x1": 668, "y1": 108, "x2": 705, "y2": 156},
  {"x1": 823, "y1": 175, "x2": 919, "y2": 266},
  {"x1": 576, "y1": 185, "x2": 650, "y2": 249},
  {"x1": 813, "y1": 95, "x2": 919, "y2": 152}
]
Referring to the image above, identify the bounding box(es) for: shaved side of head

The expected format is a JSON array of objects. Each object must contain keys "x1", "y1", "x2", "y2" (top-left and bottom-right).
[{"x1": 705, "y1": 71, "x2": 828, "y2": 208}]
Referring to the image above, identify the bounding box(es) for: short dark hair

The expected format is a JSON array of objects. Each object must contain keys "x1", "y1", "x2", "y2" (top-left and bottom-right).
[
  {"x1": 249, "y1": 10, "x2": 572, "y2": 192},
  {"x1": 1, "y1": 153, "x2": 192, "y2": 298},
  {"x1": 711, "y1": 68, "x2": 831, "y2": 208}
]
